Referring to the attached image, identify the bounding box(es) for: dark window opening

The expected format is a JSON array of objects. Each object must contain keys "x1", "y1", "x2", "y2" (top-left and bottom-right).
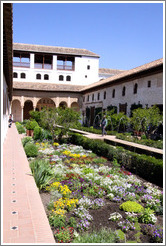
[
  {"x1": 36, "y1": 74, "x2": 41, "y2": 80},
  {"x1": 21, "y1": 73, "x2": 26, "y2": 79},
  {"x1": 122, "y1": 86, "x2": 126, "y2": 96},
  {"x1": 104, "y1": 91, "x2": 106, "y2": 100},
  {"x1": 66, "y1": 75, "x2": 71, "y2": 81},
  {"x1": 112, "y1": 89, "x2": 115, "y2": 98},
  {"x1": 87, "y1": 65, "x2": 90, "y2": 70},
  {"x1": 13, "y1": 72, "x2": 18, "y2": 78},
  {"x1": 92, "y1": 94, "x2": 94, "y2": 101},
  {"x1": 85, "y1": 75, "x2": 87, "y2": 78},
  {"x1": 98, "y1": 93, "x2": 100, "y2": 100},
  {"x1": 87, "y1": 95, "x2": 89, "y2": 102},
  {"x1": 57, "y1": 56, "x2": 75, "y2": 71},
  {"x1": 133, "y1": 83, "x2": 138, "y2": 94},
  {"x1": 59, "y1": 75, "x2": 64, "y2": 81},
  {"x1": 44, "y1": 74, "x2": 49, "y2": 80},
  {"x1": 13, "y1": 52, "x2": 30, "y2": 68},
  {"x1": 35, "y1": 54, "x2": 52, "y2": 69},
  {"x1": 148, "y1": 80, "x2": 151, "y2": 87}
]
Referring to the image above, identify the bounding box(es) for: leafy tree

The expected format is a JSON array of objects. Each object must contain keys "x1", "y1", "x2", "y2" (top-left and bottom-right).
[
  {"x1": 40, "y1": 107, "x2": 81, "y2": 141},
  {"x1": 131, "y1": 105, "x2": 162, "y2": 138},
  {"x1": 106, "y1": 110, "x2": 130, "y2": 132},
  {"x1": 29, "y1": 110, "x2": 41, "y2": 124}
]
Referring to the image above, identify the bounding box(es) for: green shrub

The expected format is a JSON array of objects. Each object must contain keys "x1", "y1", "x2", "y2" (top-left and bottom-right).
[
  {"x1": 25, "y1": 120, "x2": 39, "y2": 130},
  {"x1": 33, "y1": 126, "x2": 42, "y2": 140},
  {"x1": 30, "y1": 159, "x2": 53, "y2": 190},
  {"x1": 24, "y1": 143, "x2": 38, "y2": 157},
  {"x1": 15, "y1": 122, "x2": 26, "y2": 134},
  {"x1": 116, "y1": 133, "x2": 163, "y2": 149},
  {"x1": 41, "y1": 128, "x2": 52, "y2": 140},
  {"x1": 73, "y1": 228, "x2": 119, "y2": 243},
  {"x1": 139, "y1": 208, "x2": 157, "y2": 224},
  {"x1": 49, "y1": 213, "x2": 66, "y2": 228},
  {"x1": 119, "y1": 201, "x2": 144, "y2": 213},
  {"x1": 29, "y1": 110, "x2": 41, "y2": 123},
  {"x1": 22, "y1": 136, "x2": 33, "y2": 147},
  {"x1": 21, "y1": 119, "x2": 29, "y2": 126},
  {"x1": 68, "y1": 217, "x2": 77, "y2": 228}
]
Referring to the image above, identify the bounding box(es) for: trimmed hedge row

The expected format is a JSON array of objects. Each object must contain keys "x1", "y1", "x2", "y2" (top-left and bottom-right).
[
  {"x1": 116, "y1": 133, "x2": 163, "y2": 149},
  {"x1": 69, "y1": 133, "x2": 163, "y2": 187}
]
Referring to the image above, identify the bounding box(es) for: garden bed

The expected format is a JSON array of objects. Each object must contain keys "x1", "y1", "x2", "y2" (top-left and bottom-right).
[{"x1": 24, "y1": 139, "x2": 163, "y2": 243}]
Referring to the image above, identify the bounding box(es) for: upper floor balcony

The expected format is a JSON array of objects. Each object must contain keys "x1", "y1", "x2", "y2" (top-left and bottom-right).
[
  {"x1": 13, "y1": 52, "x2": 75, "y2": 71},
  {"x1": 57, "y1": 56, "x2": 75, "y2": 71},
  {"x1": 13, "y1": 52, "x2": 30, "y2": 68}
]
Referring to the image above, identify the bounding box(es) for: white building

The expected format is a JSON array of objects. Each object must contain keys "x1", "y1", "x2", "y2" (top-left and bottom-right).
[
  {"x1": 13, "y1": 43, "x2": 100, "y2": 86},
  {"x1": 11, "y1": 43, "x2": 163, "y2": 125},
  {"x1": 3, "y1": 3, "x2": 13, "y2": 143},
  {"x1": 82, "y1": 58, "x2": 163, "y2": 124}
]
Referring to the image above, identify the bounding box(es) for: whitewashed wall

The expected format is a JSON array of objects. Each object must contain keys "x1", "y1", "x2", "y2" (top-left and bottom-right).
[
  {"x1": 82, "y1": 72, "x2": 163, "y2": 116},
  {"x1": 13, "y1": 54, "x2": 99, "y2": 86},
  {"x1": 2, "y1": 73, "x2": 10, "y2": 143}
]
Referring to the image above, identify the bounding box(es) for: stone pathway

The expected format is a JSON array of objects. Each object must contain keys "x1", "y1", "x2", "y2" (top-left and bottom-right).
[
  {"x1": 69, "y1": 128, "x2": 163, "y2": 157},
  {"x1": 2, "y1": 124, "x2": 55, "y2": 243}
]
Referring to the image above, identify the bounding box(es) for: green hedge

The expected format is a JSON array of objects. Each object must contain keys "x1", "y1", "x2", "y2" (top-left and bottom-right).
[
  {"x1": 24, "y1": 143, "x2": 38, "y2": 157},
  {"x1": 69, "y1": 133, "x2": 163, "y2": 187},
  {"x1": 15, "y1": 122, "x2": 26, "y2": 134},
  {"x1": 74, "y1": 126, "x2": 117, "y2": 135},
  {"x1": 116, "y1": 133, "x2": 163, "y2": 149}
]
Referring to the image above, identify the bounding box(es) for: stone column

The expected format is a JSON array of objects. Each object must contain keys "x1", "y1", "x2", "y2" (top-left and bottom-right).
[
  {"x1": 68, "y1": 97, "x2": 71, "y2": 108},
  {"x1": 21, "y1": 106, "x2": 24, "y2": 122},
  {"x1": 55, "y1": 97, "x2": 59, "y2": 107},
  {"x1": 53, "y1": 55, "x2": 57, "y2": 70},
  {"x1": 30, "y1": 53, "x2": 34, "y2": 69}
]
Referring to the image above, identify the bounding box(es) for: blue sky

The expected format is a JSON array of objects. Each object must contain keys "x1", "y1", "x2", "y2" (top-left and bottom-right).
[{"x1": 13, "y1": 2, "x2": 163, "y2": 70}]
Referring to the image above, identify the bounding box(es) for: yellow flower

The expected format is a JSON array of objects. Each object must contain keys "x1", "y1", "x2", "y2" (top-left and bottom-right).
[{"x1": 53, "y1": 142, "x2": 59, "y2": 146}]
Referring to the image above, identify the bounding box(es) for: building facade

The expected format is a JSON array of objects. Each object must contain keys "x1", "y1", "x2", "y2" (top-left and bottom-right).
[
  {"x1": 12, "y1": 43, "x2": 163, "y2": 125},
  {"x1": 3, "y1": 3, "x2": 13, "y2": 143},
  {"x1": 81, "y1": 58, "x2": 163, "y2": 124}
]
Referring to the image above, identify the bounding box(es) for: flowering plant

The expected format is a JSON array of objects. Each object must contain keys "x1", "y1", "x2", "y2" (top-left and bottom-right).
[
  {"x1": 73, "y1": 206, "x2": 93, "y2": 221},
  {"x1": 77, "y1": 219, "x2": 91, "y2": 231},
  {"x1": 118, "y1": 219, "x2": 136, "y2": 232},
  {"x1": 141, "y1": 224, "x2": 163, "y2": 243},
  {"x1": 125, "y1": 212, "x2": 138, "y2": 222},
  {"x1": 108, "y1": 212, "x2": 122, "y2": 221},
  {"x1": 139, "y1": 208, "x2": 157, "y2": 224},
  {"x1": 54, "y1": 227, "x2": 74, "y2": 243}
]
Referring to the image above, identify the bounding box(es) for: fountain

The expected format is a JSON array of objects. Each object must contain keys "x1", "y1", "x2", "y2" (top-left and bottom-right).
[
  {"x1": 117, "y1": 117, "x2": 127, "y2": 133},
  {"x1": 93, "y1": 114, "x2": 101, "y2": 129},
  {"x1": 108, "y1": 116, "x2": 114, "y2": 131},
  {"x1": 83, "y1": 115, "x2": 90, "y2": 127}
]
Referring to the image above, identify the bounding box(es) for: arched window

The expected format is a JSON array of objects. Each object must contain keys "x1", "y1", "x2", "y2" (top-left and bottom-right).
[
  {"x1": 122, "y1": 86, "x2": 126, "y2": 96},
  {"x1": 59, "y1": 75, "x2": 64, "y2": 81},
  {"x1": 133, "y1": 83, "x2": 138, "y2": 94},
  {"x1": 21, "y1": 73, "x2": 26, "y2": 79},
  {"x1": 36, "y1": 74, "x2": 41, "y2": 80},
  {"x1": 112, "y1": 89, "x2": 115, "y2": 98},
  {"x1": 44, "y1": 74, "x2": 49, "y2": 80},
  {"x1": 13, "y1": 72, "x2": 18, "y2": 78},
  {"x1": 66, "y1": 75, "x2": 71, "y2": 81}
]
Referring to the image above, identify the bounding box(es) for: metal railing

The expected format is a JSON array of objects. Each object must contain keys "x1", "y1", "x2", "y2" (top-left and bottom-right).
[{"x1": 13, "y1": 62, "x2": 30, "y2": 68}]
